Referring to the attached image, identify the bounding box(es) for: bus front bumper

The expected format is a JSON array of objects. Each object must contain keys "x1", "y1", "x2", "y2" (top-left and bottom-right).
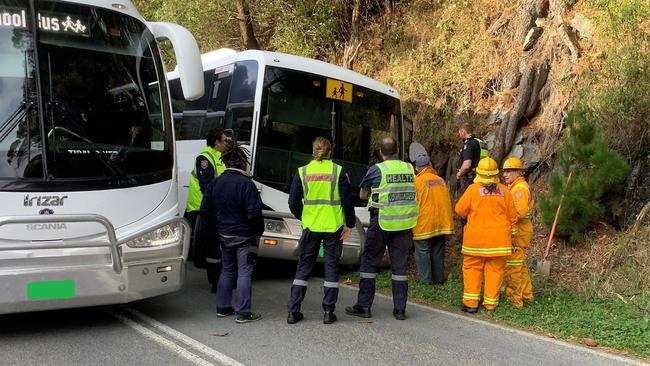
[
  {"x1": 0, "y1": 214, "x2": 190, "y2": 315},
  {"x1": 257, "y1": 235, "x2": 361, "y2": 266},
  {"x1": 0, "y1": 258, "x2": 185, "y2": 315}
]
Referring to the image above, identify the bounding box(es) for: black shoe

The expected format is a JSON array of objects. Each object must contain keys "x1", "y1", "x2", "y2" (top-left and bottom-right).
[
  {"x1": 460, "y1": 304, "x2": 478, "y2": 314},
  {"x1": 345, "y1": 305, "x2": 371, "y2": 318},
  {"x1": 216, "y1": 307, "x2": 234, "y2": 318},
  {"x1": 323, "y1": 311, "x2": 337, "y2": 324},
  {"x1": 393, "y1": 309, "x2": 406, "y2": 320},
  {"x1": 235, "y1": 312, "x2": 262, "y2": 324},
  {"x1": 287, "y1": 312, "x2": 304, "y2": 324}
]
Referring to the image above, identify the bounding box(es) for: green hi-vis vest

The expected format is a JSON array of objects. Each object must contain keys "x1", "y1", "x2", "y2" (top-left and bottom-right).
[
  {"x1": 298, "y1": 160, "x2": 344, "y2": 233},
  {"x1": 186, "y1": 146, "x2": 225, "y2": 212},
  {"x1": 474, "y1": 137, "x2": 489, "y2": 158},
  {"x1": 369, "y1": 160, "x2": 418, "y2": 231}
]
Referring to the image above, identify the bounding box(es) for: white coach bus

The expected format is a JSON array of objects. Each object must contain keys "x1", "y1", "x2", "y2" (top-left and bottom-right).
[
  {"x1": 168, "y1": 49, "x2": 407, "y2": 266},
  {"x1": 0, "y1": 0, "x2": 204, "y2": 314}
]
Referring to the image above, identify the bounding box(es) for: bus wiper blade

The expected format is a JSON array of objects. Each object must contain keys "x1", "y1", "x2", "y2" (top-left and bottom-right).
[{"x1": 48, "y1": 126, "x2": 136, "y2": 185}]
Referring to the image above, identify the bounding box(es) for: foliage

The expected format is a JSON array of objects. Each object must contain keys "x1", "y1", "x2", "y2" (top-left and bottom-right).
[
  {"x1": 345, "y1": 269, "x2": 650, "y2": 357},
  {"x1": 268, "y1": 1, "x2": 346, "y2": 58},
  {"x1": 538, "y1": 110, "x2": 630, "y2": 243},
  {"x1": 579, "y1": 0, "x2": 650, "y2": 159}
]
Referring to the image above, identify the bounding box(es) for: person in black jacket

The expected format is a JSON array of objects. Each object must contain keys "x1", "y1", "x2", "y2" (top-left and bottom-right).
[{"x1": 200, "y1": 141, "x2": 264, "y2": 324}]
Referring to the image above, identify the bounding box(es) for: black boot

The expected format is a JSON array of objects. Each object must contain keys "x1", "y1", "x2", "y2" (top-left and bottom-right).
[
  {"x1": 460, "y1": 304, "x2": 478, "y2": 314},
  {"x1": 287, "y1": 312, "x2": 304, "y2": 324},
  {"x1": 323, "y1": 311, "x2": 337, "y2": 324},
  {"x1": 393, "y1": 309, "x2": 406, "y2": 320},
  {"x1": 345, "y1": 305, "x2": 371, "y2": 318}
]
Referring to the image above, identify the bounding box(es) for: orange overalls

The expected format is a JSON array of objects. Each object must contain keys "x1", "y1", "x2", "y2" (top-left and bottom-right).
[
  {"x1": 455, "y1": 183, "x2": 518, "y2": 310},
  {"x1": 504, "y1": 177, "x2": 534, "y2": 307}
]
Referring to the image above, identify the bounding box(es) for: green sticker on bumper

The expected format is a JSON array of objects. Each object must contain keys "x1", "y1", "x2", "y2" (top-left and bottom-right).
[{"x1": 27, "y1": 280, "x2": 76, "y2": 300}]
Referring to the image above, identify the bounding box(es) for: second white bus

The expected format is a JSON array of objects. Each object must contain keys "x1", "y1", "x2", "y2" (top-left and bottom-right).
[{"x1": 168, "y1": 49, "x2": 407, "y2": 265}]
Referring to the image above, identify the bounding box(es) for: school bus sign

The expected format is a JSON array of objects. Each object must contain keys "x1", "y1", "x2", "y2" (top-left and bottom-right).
[{"x1": 326, "y1": 79, "x2": 352, "y2": 103}]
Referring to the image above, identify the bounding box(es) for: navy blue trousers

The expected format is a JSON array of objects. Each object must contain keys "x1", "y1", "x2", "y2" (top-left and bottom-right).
[
  {"x1": 288, "y1": 228, "x2": 343, "y2": 313},
  {"x1": 216, "y1": 240, "x2": 257, "y2": 314},
  {"x1": 356, "y1": 216, "x2": 412, "y2": 311}
]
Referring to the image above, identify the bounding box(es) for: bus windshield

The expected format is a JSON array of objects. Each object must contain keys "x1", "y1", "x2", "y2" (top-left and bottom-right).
[
  {"x1": 255, "y1": 66, "x2": 401, "y2": 204},
  {"x1": 0, "y1": 0, "x2": 172, "y2": 190}
]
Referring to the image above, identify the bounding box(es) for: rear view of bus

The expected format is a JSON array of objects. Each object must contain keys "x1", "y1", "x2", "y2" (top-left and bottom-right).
[{"x1": 0, "y1": 0, "x2": 203, "y2": 314}]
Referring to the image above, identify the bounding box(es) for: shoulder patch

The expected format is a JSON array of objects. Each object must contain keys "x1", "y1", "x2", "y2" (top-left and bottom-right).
[
  {"x1": 514, "y1": 191, "x2": 523, "y2": 199},
  {"x1": 426, "y1": 179, "x2": 443, "y2": 187}
]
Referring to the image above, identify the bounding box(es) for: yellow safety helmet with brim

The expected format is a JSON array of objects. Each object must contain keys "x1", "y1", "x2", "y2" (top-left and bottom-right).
[
  {"x1": 474, "y1": 157, "x2": 500, "y2": 184},
  {"x1": 502, "y1": 157, "x2": 525, "y2": 170}
]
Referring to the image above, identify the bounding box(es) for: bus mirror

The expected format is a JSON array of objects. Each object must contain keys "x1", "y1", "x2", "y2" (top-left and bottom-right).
[{"x1": 147, "y1": 22, "x2": 204, "y2": 101}]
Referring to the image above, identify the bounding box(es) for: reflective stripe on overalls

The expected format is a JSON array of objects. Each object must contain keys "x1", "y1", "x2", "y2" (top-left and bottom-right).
[
  {"x1": 369, "y1": 160, "x2": 418, "y2": 231},
  {"x1": 186, "y1": 146, "x2": 223, "y2": 212},
  {"x1": 298, "y1": 160, "x2": 344, "y2": 233}
]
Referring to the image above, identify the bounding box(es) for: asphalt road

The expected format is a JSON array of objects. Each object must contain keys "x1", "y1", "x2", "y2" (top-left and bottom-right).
[{"x1": 0, "y1": 261, "x2": 647, "y2": 366}]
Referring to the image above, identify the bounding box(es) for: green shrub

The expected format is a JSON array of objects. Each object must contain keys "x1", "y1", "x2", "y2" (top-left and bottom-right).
[{"x1": 539, "y1": 110, "x2": 630, "y2": 243}]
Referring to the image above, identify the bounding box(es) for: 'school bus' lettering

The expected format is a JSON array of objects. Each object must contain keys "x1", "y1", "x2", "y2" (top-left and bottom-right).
[{"x1": 0, "y1": 8, "x2": 88, "y2": 35}]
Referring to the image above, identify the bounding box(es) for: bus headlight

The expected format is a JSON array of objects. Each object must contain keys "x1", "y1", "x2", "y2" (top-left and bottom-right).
[
  {"x1": 264, "y1": 219, "x2": 289, "y2": 234},
  {"x1": 125, "y1": 223, "x2": 182, "y2": 248}
]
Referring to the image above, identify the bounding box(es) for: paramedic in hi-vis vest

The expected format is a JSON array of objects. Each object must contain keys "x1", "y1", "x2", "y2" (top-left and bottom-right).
[
  {"x1": 502, "y1": 157, "x2": 534, "y2": 307},
  {"x1": 455, "y1": 157, "x2": 518, "y2": 313},
  {"x1": 346, "y1": 137, "x2": 418, "y2": 320},
  {"x1": 286, "y1": 137, "x2": 356, "y2": 325}
]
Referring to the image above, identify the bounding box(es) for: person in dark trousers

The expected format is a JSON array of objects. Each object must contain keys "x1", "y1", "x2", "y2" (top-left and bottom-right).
[
  {"x1": 455, "y1": 123, "x2": 488, "y2": 194},
  {"x1": 286, "y1": 137, "x2": 356, "y2": 325},
  {"x1": 186, "y1": 129, "x2": 227, "y2": 292},
  {"x1": 346, "y1": 137, "x2": 418, "y2": 320},
  {"x1": 200, "y1": 140, "x2": 263, "y2": 324}
]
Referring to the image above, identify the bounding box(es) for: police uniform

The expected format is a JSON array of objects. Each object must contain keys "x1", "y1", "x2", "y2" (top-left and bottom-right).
[
  {"x1": 286, "y1": 159, "x2": 356, "y2": 323},
  {"x1": 347, "y1": 157, "x2": 418, "y2": 319},
  {"x1": 459, "y1": 135, "x2": 488, "y2": 192},
  {"x1": 187, "y1": 145, "x2": 225, "y2": 288}
]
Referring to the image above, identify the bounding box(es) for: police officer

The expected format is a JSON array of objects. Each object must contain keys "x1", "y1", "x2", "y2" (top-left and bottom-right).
[
  {"x1": 201, "y1": 140, "x2": 263, "y2": 323},
  {"x1": 286, "y1": 137, "x2": 356, "y2": 325},
  {"x1": 186, "y1": 129, "x2": 227, "y2": 291},
  {"x1": 346, "y1": 137, "x2": 418, "y2": 320},
  {"x1": 455, "y1": 123, "x2": 488, "y2": 193}
]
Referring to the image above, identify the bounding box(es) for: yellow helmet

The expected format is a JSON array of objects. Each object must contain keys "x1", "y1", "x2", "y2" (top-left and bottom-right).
[
  {"x1": 503, "y1": 157, "x2": 525, "y2": 170},
  {"x1": 475, "y1": 157, "x2": 499, "y2": 176}
]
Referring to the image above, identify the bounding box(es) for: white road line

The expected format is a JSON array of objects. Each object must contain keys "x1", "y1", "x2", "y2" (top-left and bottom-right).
[
  {"x1": 339, "y1": 282, "x2": 649, "y2": 366},
  {"x1": 120, "y1": 305, "x2": 247, "y2": 366},
  {"x1": 110, "y1": 310, "x2": 215, "y2": 366}
]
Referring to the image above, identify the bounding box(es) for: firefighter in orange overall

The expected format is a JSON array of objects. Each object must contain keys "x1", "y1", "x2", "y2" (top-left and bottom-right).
[
  {"x1": 502, "y1": 157, "x2": 534, "y2": 307},
  {"x1": 455, "y1": 157, "x2": 518, "y2": 313}
]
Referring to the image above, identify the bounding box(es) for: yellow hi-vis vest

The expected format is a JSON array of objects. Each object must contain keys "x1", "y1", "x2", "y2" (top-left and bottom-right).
[
  {"x1": 186, "y1": 146, "x2": 225, "y2": 212},
  {"x1": 369, "y1": 160, "x2": 419, "y2": 231},
  {"x1": 298, "y1": 160, "x2": 344, "y2": 233}
]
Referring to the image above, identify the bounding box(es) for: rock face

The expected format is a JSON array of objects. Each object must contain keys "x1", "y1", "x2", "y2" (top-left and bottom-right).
[
  {"x1": 571, "y1": 13, "x2": 593, "y2": 40},
  {"x1": 523, "y1": 26, "x2": 544, "y2": 51},
  {"x1": 508, "y1": 144, "x2": 524, "y2": 159},
  {"x1": 523, "y1": 143, "x2": 542, "y2": 168}
]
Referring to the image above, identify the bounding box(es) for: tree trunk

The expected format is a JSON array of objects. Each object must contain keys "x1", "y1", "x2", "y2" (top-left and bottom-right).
[
  {"x1": 236, "y1": 0, "x2": 260, "y2": 50},
  {"x1": 343, "y1": 0, "x2": 363, "y2": 69}
]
